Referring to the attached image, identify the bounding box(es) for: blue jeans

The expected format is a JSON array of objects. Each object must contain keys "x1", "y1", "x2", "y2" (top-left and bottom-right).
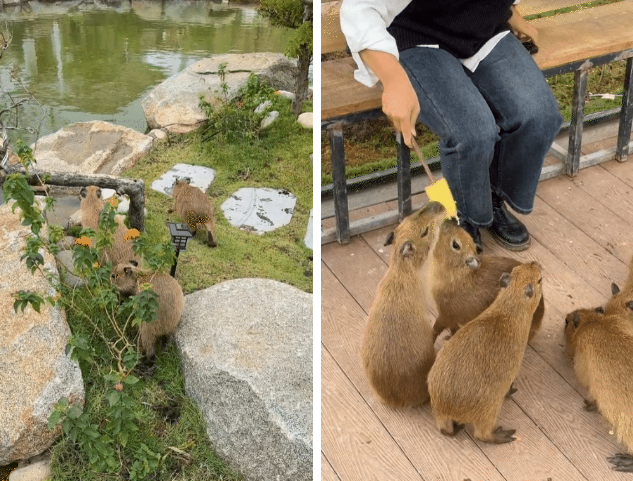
[{"x1": 400, "y1": 34, "x2": 563, "y2": 227}]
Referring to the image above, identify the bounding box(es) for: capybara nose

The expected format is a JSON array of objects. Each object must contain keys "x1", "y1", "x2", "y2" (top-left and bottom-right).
[{"x1": 466, "y1": 256, "x2": 480, "y2": 270}]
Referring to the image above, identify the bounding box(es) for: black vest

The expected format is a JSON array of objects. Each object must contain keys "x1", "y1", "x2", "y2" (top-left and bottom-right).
[{"x1": 388, "y1": 0, "x2": 515, "y2": 59}]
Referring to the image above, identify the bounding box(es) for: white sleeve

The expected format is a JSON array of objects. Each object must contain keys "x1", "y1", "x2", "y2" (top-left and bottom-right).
[{"x1": 339, "y1": 0, "x2": 411, "y2": 87}]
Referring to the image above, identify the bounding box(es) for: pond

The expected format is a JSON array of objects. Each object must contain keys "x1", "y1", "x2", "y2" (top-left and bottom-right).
[{"x1": 0, "y1": 0, "x2": 293, "y2": 146}]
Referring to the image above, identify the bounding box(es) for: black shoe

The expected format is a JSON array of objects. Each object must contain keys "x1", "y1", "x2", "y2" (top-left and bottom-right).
[
  {"x1": 459, "y1": 217, "x2": 483, "y2": 254},
  {"x1": 489, "y1": 194, "x2": 530, "y2": 251}
]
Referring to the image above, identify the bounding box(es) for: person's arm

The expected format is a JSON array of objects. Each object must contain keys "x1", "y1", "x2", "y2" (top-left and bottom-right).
[{"x1": 359, "y1": 50, "x2": 419, "y2": 147}]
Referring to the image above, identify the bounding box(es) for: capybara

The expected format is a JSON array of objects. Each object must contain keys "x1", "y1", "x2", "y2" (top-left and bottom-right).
[
  {"x1": 79, "y1": 186, "x2": 104, "y2": 246},
  {"x1": 383, "y1": 201, "x2": 448, "y2": 251},
  {"x1": 362, "y1": 230, "x2": 439, "y2": 407},
  {"x1": 430, "y1": 218, "x2": 544, "y2": 341},
  {"x1": 102, "y1": 215, "x2": 139, "y2": 267},
  {"x1": 565, "y1": 308, "x2": 633, "y2": 471},
  {"x1": 112, "y1": 262, "x2": 184, "y2": 358},
  {"x1": 169, "y1": 178, "x2": 217, "y2": 247},
  {"x1": 428, "y1": 262, "x2": 543, "y2": 443}
]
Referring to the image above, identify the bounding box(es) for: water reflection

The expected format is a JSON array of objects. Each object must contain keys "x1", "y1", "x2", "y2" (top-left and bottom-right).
[{"x1": 0, "y1": 0, "x2": 292, "y2": 144}]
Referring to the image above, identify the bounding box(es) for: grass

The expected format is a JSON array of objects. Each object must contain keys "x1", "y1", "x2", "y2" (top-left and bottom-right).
[
  {"x1": 321, "y1": 37, "x2": 629, "y2": 185},
  {"x1": 48, "y1": 86, "x2": 312, "y2": 480}
]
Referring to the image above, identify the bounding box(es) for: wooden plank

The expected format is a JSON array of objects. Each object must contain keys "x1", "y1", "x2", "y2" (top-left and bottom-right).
[
  {"x1": 322, "y1": 235, "x2": 388, "y2": 312},
  {"x1": 321, "y1": 263, "x2": 507, "y2": 481},
  {"x1": 322, "y1": 453, "x2": 342, "y2": 481},
  {"x1": 322, "y1": 2, "x2": 346, "y2": 54},
  {"x1": 322, "y1": 348, "x2": 424, "y2": 481},
  {"x1": 322, "y1": 57, "x2": 383, "y2": 120},
  {"x1": 532, "y1": 2, "x2": 633, "y2": 71},
  {"x1": 536, "y1": 171, "x2": 633, "y2": 264},
  {"x1": 525, "y1": 196, "x2": 627, "y2": 291},
  {"x1": 601, "y1": 155, "x2": 633, "y2": 189}
]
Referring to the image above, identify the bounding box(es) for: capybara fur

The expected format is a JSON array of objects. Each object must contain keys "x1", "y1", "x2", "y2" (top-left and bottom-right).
[
  {"x1": 169, "y1": 178, "x2": 217, "y2": 247},
  {"x1": 112, "y1": 262, "x2": 184, "y2": 358},
  {"x1": 362, "y1": 228, "x2": 439, "y2": 408},
  {"x1": 102, "y1": 215, "x2": 139, "y2": 267},
  {"x1": 79, "y1": 186, "x2": 104, "y2": 246},
  {"x1": 564, "y1": 308, "x2": 633, "y2": 471},
  {"x1": 384, "y1": 201, "x2": 448, "y2": 252},
  {"x1": 428, "y1": 262, "x2": 543, "y2": 443},
  {"x1": 430, "y1": 218, "x2": 544, "y2": 342}
]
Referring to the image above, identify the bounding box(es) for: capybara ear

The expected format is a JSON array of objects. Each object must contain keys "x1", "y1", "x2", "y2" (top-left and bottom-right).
[
  {"x1": 80, "y1": 187, "x2": 87, "y2": 198},
  {"x1": 129, "y1": 260, "x2": 139, "y2": 267},
  {"x1": 400, "y1": 241, "x2": 414, "y2": 258},
  {"x1": 595, "y1": 306, "x2": 605, "y2": 314},
  {"x1": 96, "y1": 187, "x2": 102, "y2": 199},
  {"x1": 184, "y1": 177, "x2": 192, "y2": 184},
  {"x1": 384, "y1": 231, "x2": 395, "y2": 246},
  {"x1": 612, "y1": 283, "x2": 621, "y2": 295},
  {"x1": 466, "y1": 256, "x2": 480, "y2": 270},
  {"x1": 499, "y1": 272, "x2": 511, "y2": 288},
  {"x1": 524, "y1": 283, "x2": 534, "y2": 299},
  {"x1": 572, "y1": 311, "x2": 581, "y2": 329},
  {"x1": 420, "y1": 226, "x2": 429, "y2": 238},
  {"x1": 627, "y1": 301, "x2": 633, "y2": 312}
]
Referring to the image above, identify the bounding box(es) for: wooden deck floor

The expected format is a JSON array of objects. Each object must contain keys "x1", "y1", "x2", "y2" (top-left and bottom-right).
[{"x1": 321, "y1": 158, "x2": 633, "y2": 481}]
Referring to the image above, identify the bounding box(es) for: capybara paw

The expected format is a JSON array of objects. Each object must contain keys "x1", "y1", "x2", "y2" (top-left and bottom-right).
[
  {"x1": 608, "y1": 453, "x2": 633, "y2": 472},
  {"x1": 505, "y1": 384, "x2": 518, "y2": 398},
  {"x1": 492, "y1": 426, "x2": 516, "y2": 444},
  {"x1": 440, "y1": 422, "x2": 464, "y2": 437},
  {"x1": 583, "y1": 399, "x2": 598, "y2": 411}
]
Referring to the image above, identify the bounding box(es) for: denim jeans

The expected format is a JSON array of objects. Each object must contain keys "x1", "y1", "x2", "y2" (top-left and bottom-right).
[{"x1": 400, "y1": 34, "x2": 563, "y2": 227}]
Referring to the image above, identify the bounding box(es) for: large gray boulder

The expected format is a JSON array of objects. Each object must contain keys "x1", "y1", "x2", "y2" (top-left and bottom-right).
[
  {"x1": 175, "y1": 278, "x2": 312, "y2": 481},
  {"x1": 142, "y1": 53, "x2": 298, "y2": 134},
  {"x1": 0, "y1": 202, "x2": 84, "y2": 465},
  {"x1": 31, "y1": 120, "x2": 153, "y2": 175}
]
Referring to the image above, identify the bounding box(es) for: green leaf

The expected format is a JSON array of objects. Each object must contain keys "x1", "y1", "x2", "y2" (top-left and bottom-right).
[
  {"x1": 124, "y1": 375, "x2": 139, "y2": 385},
  {"x1": 48, "y1": 410, "x2": 62, "y2": 430},
  {"x1": 67, "y1": 404, "x2": 83, "y2": 419}
]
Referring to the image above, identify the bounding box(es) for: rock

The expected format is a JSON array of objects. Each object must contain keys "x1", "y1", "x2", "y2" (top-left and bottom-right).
[
  {"x1": 304, "y1": 209, "x2": 313, "y2": 250},
  {"x1": 56, "y1": 249, "x2": 84, "y2": 289},
  {"x1": 0, "y1": 203, "x2": 85, "y2": 466},
  {"x1": 297, "y1": 112, "x2": 313, "y2": 129},
  {"x1": 221, "y1": 187, "x2": 296, "y2": 234},
  {"x1": 175, "y1": 279, "x2": 312, "y2": 481},
  {"x1": 261, "y1": 111, "x2": 279, "y2": 129},
  {"x1": 8, "y1": 459, "x2": 51, "y2": 481},
  {"x1": 31, "y1": 120, "x2": 153, "y2": 176},
  {"x1": 254, "y1": 100, "x2": 272, "y2": 114},
  {"x1": 276, "y1": 90, "x2": 295, "y2": 101},
  {"x1": 148, "y1": 129, "x2": 168, "y2": 143},
  {"x1": 142, "y1": 53, "x2": 297, "y2": 134}
]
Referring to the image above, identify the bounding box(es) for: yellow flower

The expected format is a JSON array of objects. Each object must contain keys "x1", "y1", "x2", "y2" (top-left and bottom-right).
[
  {"x1": 124, "y1": 228, "x2": 140, "y2": 241},
  {"x1": 94, "y1": 262, "x2": 101, "y2": 268},
  {"x1": 75, "y1": 236, "x2": 92, "y2": 247},
  {"x1": 109, "y1": 197, "x2": 119, "y2": 208}
]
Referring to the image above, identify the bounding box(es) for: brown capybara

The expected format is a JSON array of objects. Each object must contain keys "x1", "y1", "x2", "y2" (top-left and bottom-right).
[
  {"x1": 112, "y1": 262, "x2": 184, "y2": 358},
  {"x1": 564, "y1": 308, "x2": 633, "y2": 471},
  {"x1": 362, "y1": 226, "x2": 439, "y2": 407},
  {"x1": 383, "y1": 201, "x2": 448, "y2": 252},
  {"x1": 102, "y1": 215, "x2": 139, "y2": 267},
  {"x1": 429, "y1": 218, "x2": 544, "y2": 342},
  {"x1": 428, "y1": 262, "x2": 543, "y2": 443},
  {"x1": 79, "y1": 186, "x2": 104, "y2": 246},
  {"x1": 169, "y1": 178, "x2": 217, "y2": 247}
]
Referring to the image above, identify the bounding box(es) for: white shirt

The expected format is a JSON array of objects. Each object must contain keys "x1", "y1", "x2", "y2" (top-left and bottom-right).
[{"x1": 340, "y1": 0, "x2": 517, "y2": 87}]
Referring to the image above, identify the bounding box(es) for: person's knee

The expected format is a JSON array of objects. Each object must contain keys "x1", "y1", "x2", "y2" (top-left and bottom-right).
[
  {"x1": 441, "y1": 120, "x2": 498, "y2": 158},
  {"x1": 518, "y1": 93, "x2": 563, "y2": 137}
]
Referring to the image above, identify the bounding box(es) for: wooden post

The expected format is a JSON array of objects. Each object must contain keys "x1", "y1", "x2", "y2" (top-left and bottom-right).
[
  {"x1": 328, "y1": 123, "x2": 350, "y2": 244},
  {"x1": 0, "y1": 166, "x2": 146, "y2": 231},
  {"x1": 616, "y1": 57, "x2": 633, "y2": 162},
  {"x1": 567, "y1": 62, "x2": 591, "y2": 177}
]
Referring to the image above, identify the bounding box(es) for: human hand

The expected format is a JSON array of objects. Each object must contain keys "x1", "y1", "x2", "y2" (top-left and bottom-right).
[{"x1": 359, "y1": 49, "x2": 420, "y2": 148}]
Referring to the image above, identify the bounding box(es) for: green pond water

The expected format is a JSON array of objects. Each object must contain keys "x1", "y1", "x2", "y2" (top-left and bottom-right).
[{"x1": 0, "y1": 0, "x2": 292, "y2": 146}]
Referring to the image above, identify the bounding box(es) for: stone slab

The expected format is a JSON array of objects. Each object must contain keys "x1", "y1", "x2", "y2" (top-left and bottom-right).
[
  {"x1": 150, "y1": 163, "x2": 216, "y2": 196},
  {"x1": 174, "y1": 278, "x2": 312, "y2": 481},
  {"x1": 221, "y1": 187, "x2": 296, "y2": 234},
  {"x1": 304, "y1": 209, "x2": 313, "y2": 250}
]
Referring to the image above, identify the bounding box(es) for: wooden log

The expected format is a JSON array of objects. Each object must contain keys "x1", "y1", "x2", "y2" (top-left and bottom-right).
[{"x1": 0, "y1": 165, "x2": 146, "y2": 231}]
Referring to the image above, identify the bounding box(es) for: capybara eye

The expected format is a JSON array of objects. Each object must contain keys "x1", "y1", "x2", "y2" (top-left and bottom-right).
[
  {"x1": 421, "y1": 226, "x2": 429, "y2": 238},
  {"x1": 452, "y1": 239, "x2": 460, "y2": 251},
  {"x1": 627, "y1": 301, "x2": 633, "y2": 311}
]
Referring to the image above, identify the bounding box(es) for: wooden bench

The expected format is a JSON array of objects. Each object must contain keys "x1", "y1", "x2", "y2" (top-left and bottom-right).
[{"x1": 321, "y1": 0, "x2": 633, "y2": 244}]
